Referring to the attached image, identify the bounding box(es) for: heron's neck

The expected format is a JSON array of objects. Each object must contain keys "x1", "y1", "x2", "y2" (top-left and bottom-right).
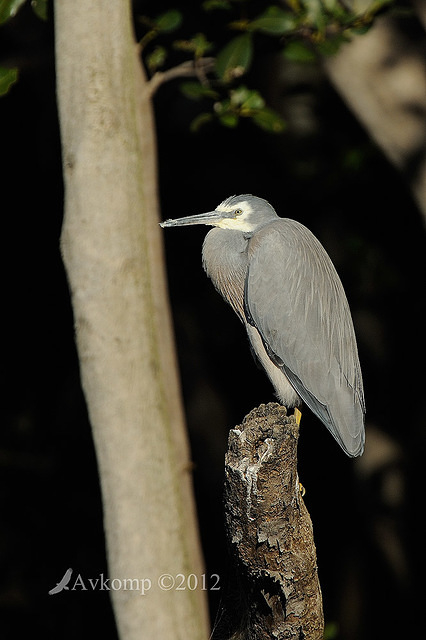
[{"x1": 202, "y1": 228, "x2": 249, "y2": 321}]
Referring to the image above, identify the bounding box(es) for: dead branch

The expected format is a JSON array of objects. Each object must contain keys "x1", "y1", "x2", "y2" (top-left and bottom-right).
[{"x1": 223, "y1": 403, "x2": 323, "y2": 640}]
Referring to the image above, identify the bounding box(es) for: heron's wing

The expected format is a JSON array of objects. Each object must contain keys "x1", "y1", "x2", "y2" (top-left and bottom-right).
[{"x1": 244, "y1": 219, "x2": 365, "y2": 456}]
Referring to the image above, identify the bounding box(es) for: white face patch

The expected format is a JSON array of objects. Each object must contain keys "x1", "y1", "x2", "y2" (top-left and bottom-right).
[{"x1": 214, "y1": 200, "x2": 256, "y2": 231}]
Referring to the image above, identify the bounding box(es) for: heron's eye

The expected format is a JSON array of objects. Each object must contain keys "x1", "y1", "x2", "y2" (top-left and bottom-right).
[{"x1": 234, "y1": 209, "x2": 243, "y2": 216}]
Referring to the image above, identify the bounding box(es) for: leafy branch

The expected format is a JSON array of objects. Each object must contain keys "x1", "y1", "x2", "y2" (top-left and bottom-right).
[
  {"x1": 0, "y1": 0, "x2": 48, "y2": 96},
  {"x1": 139, "y1": 0, "x2": 394, "y2": 132}
]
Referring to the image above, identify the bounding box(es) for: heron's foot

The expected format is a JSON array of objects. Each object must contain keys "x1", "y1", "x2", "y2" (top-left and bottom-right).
[
  {"x1": 296, "y1": 474, "x2": 306, "y2": 497},
  {"x1": 294, "y1": 407, "x2": 302, "y2": 426}
]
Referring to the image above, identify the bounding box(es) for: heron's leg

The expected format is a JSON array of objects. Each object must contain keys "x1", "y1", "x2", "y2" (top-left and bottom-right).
[
  {"x1": 293, "y1": 408, "x2": 305, "y2": 495},
  {"x1": 294, "y1": 407, "x2": 302, "y2": 426},
  {"x1": 296, "y1": 474, "x2": 306, "y2": 497}
]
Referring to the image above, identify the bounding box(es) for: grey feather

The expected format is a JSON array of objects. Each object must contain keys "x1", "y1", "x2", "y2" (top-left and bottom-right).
[{"x1": 244, "y1": 219, "x2": 365, "y2": 456}]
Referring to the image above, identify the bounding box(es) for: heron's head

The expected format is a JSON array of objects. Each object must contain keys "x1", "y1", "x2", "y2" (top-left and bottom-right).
[{"x1": 160, "y1": 195, "x2": 278, "y2": 233}]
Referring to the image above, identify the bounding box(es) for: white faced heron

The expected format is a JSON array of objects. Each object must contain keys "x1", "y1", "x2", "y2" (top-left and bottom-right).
[{"x1": 161, "y1": 194, "x2": 365, "y2": 457}]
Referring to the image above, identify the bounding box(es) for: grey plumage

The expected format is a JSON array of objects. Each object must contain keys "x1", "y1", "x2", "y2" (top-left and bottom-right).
[{"x1": 161, "y1": 194, "x2": 365, "y2": 457}]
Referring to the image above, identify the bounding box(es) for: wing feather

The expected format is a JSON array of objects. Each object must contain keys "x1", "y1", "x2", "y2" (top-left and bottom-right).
[{"x1": 244, "y1": 219, "x2": 365, "y2": 456}]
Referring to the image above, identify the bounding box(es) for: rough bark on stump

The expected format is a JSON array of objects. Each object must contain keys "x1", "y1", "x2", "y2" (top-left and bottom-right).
[{"x1": 224, "y1": 403, "x2": 324, "y2": 640}]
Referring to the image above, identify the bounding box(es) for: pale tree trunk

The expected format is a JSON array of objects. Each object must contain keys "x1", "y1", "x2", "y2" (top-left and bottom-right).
[
  {"x1": 54, "y1": 2, "x2": 209, "y2": 639},
  {"x1": 324, "y1": 11, "x2": 426, "y2": 225}
]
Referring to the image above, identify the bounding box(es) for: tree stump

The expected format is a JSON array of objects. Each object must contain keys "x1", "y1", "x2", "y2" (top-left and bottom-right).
[{"x1": 224, "y1": 403, "x2": 324, "y2": 639}]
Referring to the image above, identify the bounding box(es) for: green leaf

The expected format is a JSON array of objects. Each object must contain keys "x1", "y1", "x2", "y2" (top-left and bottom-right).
[
  {"x1": 174, "y1": 33, "x2": 212, "y2": 58},
  {"x1": 229, "y1": 85, "x2": 252, "y2": 106},
  {"x1": 324, "y1": 621, "x2": 339, "y2": 640},
  {"x1": 251, "y1": 107, "x2": 285, "y2": 133},
  {"x1": 180, "y1": 81, "x2": 205, "y2": 100},
  {"x1": 219, "y1": 112, "x2": 239, "y2": 128},
  {"x1": 0, "y1": 66, "x2": 18, "y2": 96},
  {"x1": 180, "y1": 81, "x2": 218, "y2": 100},
  {"x1": 342, "y1": 147, "x2": 365, "y2": 172},
  {"x1": 191, "y1": 32, "x2": 213, "y2": 58},
  {"x1": 31, "y1": 0, "x2": 48, "y2": 20},
  {"x1": 366, "y1": 0, "x2": 394, "y2": 16},
  {"x1": 215, "y1": 33, "x2": 253, "y2": 82},
  {"x1": 320, "y1": 0, "x2": 334, "y2": 11},
  {"x1": 190, "y1": 112, "x2": 213, "y2": 132},
  {"x1": 316, "y1": 34, "x2": 348, "y2": 56},
  {"x1": 283, "y1": 41, "x2": 316, "y2": 62},
  {"x1": 229, "y1": 86, "x2": 265, "y2": 111},
  {"x1": 0, "y1": 0, "x2": 26, "y2": 23},
  {"x1": 301, "y1": 0, "x2": 324, "y2": 27},
  {"x1": 350, "y1": 23, "x2": 372, "y2": 36},
  {"x1": 154, "y1": 9, "x2": 182, "y2": 33},
  {"x1": 202, "y1": 0, "x2": 231, "y2": 10},
  {"x1": 146, "y1": 46, "x2": 167, "y2": 72},
  {"x1": 322, "y1": 0, "x2": 352, "y2": 22},
  {"x1": 242, "y1": 91, "x2": 265, "y2": 111},
  {"x1": 250, "y1": 6, "x2": 297, "y2": 35},
  {"x1": 213, "y1": 98, "x2": 230, "y2": 115}
]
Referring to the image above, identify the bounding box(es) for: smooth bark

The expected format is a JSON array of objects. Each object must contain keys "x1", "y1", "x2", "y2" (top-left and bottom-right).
[{"x1": 54, "y1": 2, "x2": 209, "y2": 638}]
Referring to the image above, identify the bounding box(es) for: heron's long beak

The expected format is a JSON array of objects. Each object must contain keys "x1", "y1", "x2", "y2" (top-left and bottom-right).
[{"x1": 160, "y1": 211, "x2": 223, "y2": 228}]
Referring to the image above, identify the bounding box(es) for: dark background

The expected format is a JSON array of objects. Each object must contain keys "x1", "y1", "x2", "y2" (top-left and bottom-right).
[{"x1": 1, "y1": 2, "x2": 425, "y2": 639}]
